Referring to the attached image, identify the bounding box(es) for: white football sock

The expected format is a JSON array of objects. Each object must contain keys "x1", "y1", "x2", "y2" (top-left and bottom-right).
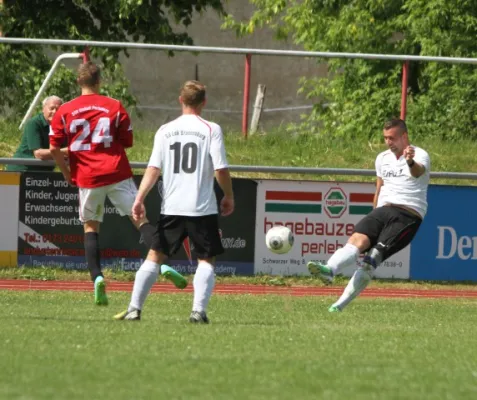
[
  {"x1": 192, "y1": 261, "x2": 215, "y2": 313},
  {"x1": 129, "y1": 260, "x2": 159, "y2": 312},
  {"x1": 327, "y1": 243, "x2": 360, "y2": 275},
  {"x1": 333, "y1": 265, "x2": 373, "y2": 310}
]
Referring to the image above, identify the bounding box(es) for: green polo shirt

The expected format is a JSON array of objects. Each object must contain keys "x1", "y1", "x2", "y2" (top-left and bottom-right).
[{"x1": 6, "y1": 113, "x2": 55, "y2": 172}]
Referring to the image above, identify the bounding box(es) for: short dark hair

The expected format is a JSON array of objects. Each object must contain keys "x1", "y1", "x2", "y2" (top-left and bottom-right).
[
  {"x1": 77, "y1": 62, "x2": 101, "y2": 88},
  {"x1": 383, "y1": 118, "x2": 408, "y2": 134}
]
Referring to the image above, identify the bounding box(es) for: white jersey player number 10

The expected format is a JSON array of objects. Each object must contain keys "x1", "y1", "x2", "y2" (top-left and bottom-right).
[{"x1": 169, "y1": 142, "x2": 198, "y2": 173}]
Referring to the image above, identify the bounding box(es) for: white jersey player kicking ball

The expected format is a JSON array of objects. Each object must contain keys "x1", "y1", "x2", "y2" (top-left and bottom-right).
[
  {"x1": 308, "y1": 118, "x2": 430, "y2": 312},
  {"x1": 114, "y1": 80, "x2": 234, "y2": 323}
]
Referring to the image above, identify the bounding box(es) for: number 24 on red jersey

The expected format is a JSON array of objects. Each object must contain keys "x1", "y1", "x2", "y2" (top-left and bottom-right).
[{"x1": 68, "y1": 117, "x2": 113, "y2": 151}]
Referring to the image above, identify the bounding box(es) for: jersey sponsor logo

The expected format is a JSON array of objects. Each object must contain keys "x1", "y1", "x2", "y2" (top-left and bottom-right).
[
  {"x1": 165, "y1": 130, "x2": 206, "y2": 140},
  {"x1": 382, "y1": 167, "x2": 405, "y2": 178},
  {"x1": 71, "y1": 105, "x2": 110, "y2": 116}
]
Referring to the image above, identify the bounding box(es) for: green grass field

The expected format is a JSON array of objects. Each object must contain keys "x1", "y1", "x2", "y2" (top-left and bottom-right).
[
  {"x1": 2, "y1": 114, "x2": 477, "y2": 399},
  {"x1": 1, "y1": 289, "x2": 477, "y2": 400}
]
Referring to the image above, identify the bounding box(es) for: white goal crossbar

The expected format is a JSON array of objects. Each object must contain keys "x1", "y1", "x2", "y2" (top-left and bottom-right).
[
  {"x1": 2, "y1": 37, "x2": 477, "y2": 64},
  {"x1": 19, "y1": 53, "x2": 84, "y2": 130},
  {"x1": 3, "y1": 37, "x2": 477, "y2": 135}
]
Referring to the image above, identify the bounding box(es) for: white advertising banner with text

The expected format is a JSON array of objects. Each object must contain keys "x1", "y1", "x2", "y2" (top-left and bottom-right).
[{"x1": 254, "y1": 180, "x2": 410, "y2": 279}]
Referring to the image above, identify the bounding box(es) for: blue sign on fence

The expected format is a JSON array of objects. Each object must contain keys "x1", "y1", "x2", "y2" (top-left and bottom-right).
[{"x1": 410, "y1": 185, "x2": 477, "y2": 282}]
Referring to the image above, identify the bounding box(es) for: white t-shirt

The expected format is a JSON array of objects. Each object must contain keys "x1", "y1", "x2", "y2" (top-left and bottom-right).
[
  {"x1": 375, "y1": 146, "x2": 430, "y2": 218},
  {"x1": 148, "y1": 115, "x2": 229, "y2": 216}
]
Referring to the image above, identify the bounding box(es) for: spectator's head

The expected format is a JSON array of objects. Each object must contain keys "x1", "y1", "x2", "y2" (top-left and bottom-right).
[
  {"x1": 42, "y1": 96, "x2": 63, "y2": 123},
  {"x1": 383, "y1": 118, "x2": 409, "y2": 155},
  {"x1": 179, "y1": 80, "x2": 206, "y2": 113},
  {"x1": 77, "y1": 61, "x2": 101, "y2": 91}
]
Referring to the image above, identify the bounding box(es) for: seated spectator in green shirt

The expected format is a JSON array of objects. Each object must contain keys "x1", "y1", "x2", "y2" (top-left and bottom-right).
[{"x1": 7, "y1": 96, "x2": 68, "y2": 172}]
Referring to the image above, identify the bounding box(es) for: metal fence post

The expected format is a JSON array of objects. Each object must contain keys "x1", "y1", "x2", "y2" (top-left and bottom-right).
[
  {"x1": 242, "y1": 54, "x2": 252, "y2": 138},
  {"x1": 80, "y1": 47, "x2": 90, "y2": 63},
  {"x1": 400, "y1": 61, "x2": 409, "y2": 120}
]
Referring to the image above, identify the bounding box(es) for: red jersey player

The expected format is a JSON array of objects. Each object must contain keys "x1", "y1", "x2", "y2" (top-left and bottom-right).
[{"x1": 49, "y1": 62, "x2": 184, "y2": 306}]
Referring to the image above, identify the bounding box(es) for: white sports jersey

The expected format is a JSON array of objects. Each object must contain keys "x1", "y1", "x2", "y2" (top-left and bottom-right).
[
  {"x1": 148, "y1": 115, "x2": 229, "y2": 216},
  {"x1": 375, "y1": 146, "x2": 430, "y2": 218}
]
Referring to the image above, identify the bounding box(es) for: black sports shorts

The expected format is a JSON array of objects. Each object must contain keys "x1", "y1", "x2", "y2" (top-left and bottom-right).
[
  {"x1": 353, "y1": 205, "x2": 422, "y2": 261},
  {"x1": 150, "y1": 214, "x2": 224, "y2": 259}
]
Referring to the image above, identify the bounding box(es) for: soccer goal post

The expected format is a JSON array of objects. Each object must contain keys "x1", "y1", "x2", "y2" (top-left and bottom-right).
[{"x1": 19, "y1": 50, "x2": 90, "y2": 130}]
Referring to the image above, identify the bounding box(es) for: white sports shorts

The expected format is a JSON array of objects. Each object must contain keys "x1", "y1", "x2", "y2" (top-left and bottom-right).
[{"x1": 78, "y1": 178, "x2": 137, "y2": 223}]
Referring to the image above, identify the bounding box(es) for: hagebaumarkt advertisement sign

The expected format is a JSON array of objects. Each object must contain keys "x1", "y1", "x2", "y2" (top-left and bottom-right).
[
  {"x1": 255, "y1": 180, "x2": 411, "y2": 278},
  {"x1": 18, "y1": 172, "x2": 256, "y2": 275},
  {"x1": 410, "y1": 185, "x2": 477, "y2": 281}
]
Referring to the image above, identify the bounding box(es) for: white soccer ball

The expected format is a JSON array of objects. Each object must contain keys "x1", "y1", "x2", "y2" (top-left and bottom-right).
[{"x1": 265, "y1": 226, "x2": 294, "y2": 254}]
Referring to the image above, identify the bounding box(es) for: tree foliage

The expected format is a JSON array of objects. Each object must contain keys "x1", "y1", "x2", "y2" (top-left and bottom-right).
[
  {"x1": 0, "y1": 0, "x2": 224, "y2": 116},
  {"x1": 223, "y1": 0, "x2": 477, "y2": 140}
]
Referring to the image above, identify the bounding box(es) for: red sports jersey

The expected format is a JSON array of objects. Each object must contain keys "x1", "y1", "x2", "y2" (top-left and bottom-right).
[{"x1": 50, "y1": 94, "x2": 133, "y2": 188}]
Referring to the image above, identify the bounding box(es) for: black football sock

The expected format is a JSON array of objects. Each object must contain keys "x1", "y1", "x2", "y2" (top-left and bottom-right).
[{"x1": 84, "y1": 232, "x2": 102, "y2": 282}]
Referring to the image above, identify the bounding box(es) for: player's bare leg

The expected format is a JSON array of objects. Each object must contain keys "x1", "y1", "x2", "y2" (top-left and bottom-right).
[
  {"x1": 190, "y1": 257, "x2": 216, "y2": 324},
  {"x1": 84, "y1": 220, "x2": 108, "y2": 306},
  {"x1": 114, "y1": 249, "x2": 187, "y2": 321}
]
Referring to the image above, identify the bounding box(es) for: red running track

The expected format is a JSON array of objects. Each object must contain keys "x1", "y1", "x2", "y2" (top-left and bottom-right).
[{"x1": 1, "y1": 279, "x2": 477, "y2": 298}]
